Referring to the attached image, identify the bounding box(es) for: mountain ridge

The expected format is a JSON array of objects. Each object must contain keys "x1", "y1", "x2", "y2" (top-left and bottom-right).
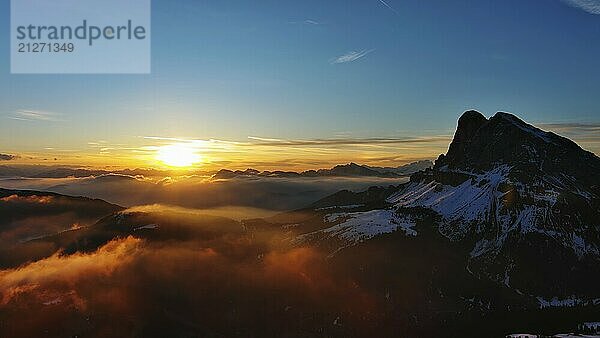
[{"x1": 212, "y1": 160, "x2": 433, "y2": 179}]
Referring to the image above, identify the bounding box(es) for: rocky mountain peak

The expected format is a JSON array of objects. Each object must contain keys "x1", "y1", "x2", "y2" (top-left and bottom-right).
[
  {"x1": 436, "y1": 111, "x2": 600, "y2": 186},
  {"x1": 443, "y1": 110, "x2": 488, "y2": 167}
]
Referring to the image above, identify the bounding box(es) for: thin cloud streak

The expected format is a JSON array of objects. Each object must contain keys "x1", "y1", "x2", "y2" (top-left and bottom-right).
[
  {"x1": 144, "y1": 135, "x2": 451, "y2": 148},
  {"x1": 246, "y1": 136, "x2": 451, "y2": 147},
  {"x1": 303, "y1": 19, "x2": 321, "y2": 25},
  {"x1": 247, "y1": 136, "x2": 286, "y2": 142},
  {"x1": 330, "y1": 49, "x2": 375, "y2": 64},
  {"x1": 288, "y1": 19, "x2": 323, "y2": 25},
  {"x1": 8, "y1": 110, "x2": 63, "y2": 122},
  {"x1": 377, "y1": 0, "x2": 400, "y2": 15},
  {"x1": 537, "y1": 122, "x2": 600, "y2": 133},
  {"x1": 561, "y1": 0, "x2": 600, "y2": 14}
]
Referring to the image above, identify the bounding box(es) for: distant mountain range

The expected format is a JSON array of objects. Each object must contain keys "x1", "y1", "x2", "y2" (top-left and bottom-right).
[
  {"x1": 0, "y1": 160, "x2": 432, "y2": 179},
  {"x1": 212, "y1": 160, "x2": 433, "y2": 179},
  {"x1": 0, "y1": 166, "x2": 171, "y2": 178}
]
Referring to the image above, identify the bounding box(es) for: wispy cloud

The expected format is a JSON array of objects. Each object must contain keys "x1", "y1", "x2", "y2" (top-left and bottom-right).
[
  {"x1": 142, "y1": 136, "x2": 243, "y2": 146},
  {"x1": 8, "y1": 110, "x2": 63, "y2": 122},
  {"x1": 247, "y1": 136, "x2": 451, "y2": 147},
  {"x1": 247, "y1": 136, "x2": 286, "y2": 142},
  {"x1": 303, "y1": 19, "x2": 321, "y2": 25},
  {"x1": 561, "y1": 0, "x2": 600, "y2": 14},
  {"x1": 289, "y1": 19, "x2": 323, "y2": 25},
  {"x1": 143, "y1": 135, "x2": 450, "y2": 149},
  {"x1": 377, "y1": 0, "x2": 400, "y2": 15},
  {"x1": 537, "y1": 122, "x2": 600, "y2": 132},
  {"x1": 330, "y1": 49, "x2": 375, "y2": 64},
  {"x1": 0, "y1": 153, "x2": 17, "y2": 161}
]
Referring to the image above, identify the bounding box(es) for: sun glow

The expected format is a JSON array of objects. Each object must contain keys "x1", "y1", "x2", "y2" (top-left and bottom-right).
[{"x1": 156, "y1": 143, "x2": 201, "y2": 167}]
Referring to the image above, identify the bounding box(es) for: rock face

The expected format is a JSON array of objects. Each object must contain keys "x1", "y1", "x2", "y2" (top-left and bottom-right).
[
  {"x1": 290, "y1": 110, "x2": 600, "y2": 299},
  {"x1": 437, "y1": 112, "x2": 600, "y2": 187},
  {"x1": 443, "y1": 110, "x2": 488, "y2": 166}
]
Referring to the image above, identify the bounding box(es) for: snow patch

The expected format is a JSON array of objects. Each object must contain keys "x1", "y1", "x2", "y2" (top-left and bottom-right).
[
  {"x1": 537, "y1": 296, "x2": 585, "y2": 308},
  {"x1": 133, "y1": 224, "x2": 158, "y2": 231},
  {"x1": 297, "y1": 209, "x2": 416, "y2": 246},
  {"x1": 322, "y1": 209, "x2": 417, "y2": 242},
  {"x1": 315, "y1": 204, "x2": 364, "y2": 211},
  {"x1": 388, "y1": 166, "x2": 511, "y2": 239}
]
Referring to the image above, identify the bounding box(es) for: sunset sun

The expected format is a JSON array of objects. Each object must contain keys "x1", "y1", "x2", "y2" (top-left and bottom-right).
[{"x1": 156, "y1": 143, "x2": 201, "y2": 167}]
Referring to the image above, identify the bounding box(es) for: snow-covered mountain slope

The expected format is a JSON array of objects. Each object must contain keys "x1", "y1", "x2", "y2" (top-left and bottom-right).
[
  {"x1": 296, "y1": 209, "x2": 417, "y2": 248},
  {"x1": 388, "y1": 163, "x2": 599, "y2": 260}
]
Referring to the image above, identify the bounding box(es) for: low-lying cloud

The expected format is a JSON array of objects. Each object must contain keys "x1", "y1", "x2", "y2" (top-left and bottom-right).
[
  {"x1": 0, "y1": 175, "x2": 407, "y2": 211},
  {"x1": 0, "y1": 226, "x2": 377, "y2": 337}
]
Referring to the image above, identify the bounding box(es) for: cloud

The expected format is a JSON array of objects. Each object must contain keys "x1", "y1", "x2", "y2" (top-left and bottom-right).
[
  {"x1": 247, "y1": 136, "x2": 451, "y2": 146},
  {"x1": 150, "y1": 135, "x2": 450, "y2": 147},
  {"x1": 247, "y1": 136, "x2": 287, "y2": 142},
  {"x1": 537, "y1": 122, "x2": 600, "y2": 133},
  {"x1": 377, "y1": 0, "x2": 400, "y2": 15},
  {"x1": 0, "y1": 237, "x2": 142, "y2": 306},
  {"x1": 561, "y1": 0, "x2": 600, "y2": 14},
  {"x1": 0, "y1": 154, "x2": 16, "y2": 161},
  {"x1": 8, "y1": 110, "x2": 63, "y2": 122},
  {"x1": 330, "y1": 49, "x2": 375, "y2": 64},
  {"x1": 303, "y1": 19, "x2": 321, "y2": 25},
  {"x1": 0, "y1": 173, "x2": 407, "y2": 211},
  {"x1": 289, "y1": 19, "x2": 323, "y2": 25}
]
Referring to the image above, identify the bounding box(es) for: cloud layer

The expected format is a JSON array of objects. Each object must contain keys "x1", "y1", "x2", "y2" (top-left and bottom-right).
[
  {"x1": 0, "y1": 174, "x2": 407, "y2": 211},
  {"x1": 0, "y1": 220, "x2": 376, "y2": 337}
]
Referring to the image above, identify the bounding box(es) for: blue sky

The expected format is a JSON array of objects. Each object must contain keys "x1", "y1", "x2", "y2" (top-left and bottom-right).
[{"x1": 0, "y1": 0, "x2": 599, "y2": 169}]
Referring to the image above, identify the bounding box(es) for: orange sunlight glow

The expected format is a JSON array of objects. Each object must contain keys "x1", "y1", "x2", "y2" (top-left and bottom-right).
[{"x1": 156, "y1": 143, "x2": 202, "y2": 167}]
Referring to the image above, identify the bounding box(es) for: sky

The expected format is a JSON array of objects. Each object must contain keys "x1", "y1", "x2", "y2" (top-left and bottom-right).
[{"x1": 0, "y1": 0, "x2": 599, "y2": 170}]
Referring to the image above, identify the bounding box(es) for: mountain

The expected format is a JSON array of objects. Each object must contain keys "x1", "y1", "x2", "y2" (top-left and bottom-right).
[
  {"x1": 0, "y1": 188, "x2": 123, "y2": 268},
  {"x1": 316, "y1": 162, "x2": 395, "y2": 177},
  {"x1": 212, "y1": 161, "x2": 430, "y2": 180},
  {"x1": 269, "y1": 111, "x2": 600, "y2": 300},
  {"x1": 392, "y1": 111, "x2": 600, "y2": 296},
  {"x1": 0, "y1": 165, "x2": 187, "y2": 179},
  {"x1": 40, "y1": 209, "x2": 245, "y2": 257},
  {"x1": 0, "y1": 188, "x2": 123, "y2": 228},
  {"x1": 365, "y1": 160, "x2": 433, "y2": 176}
]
